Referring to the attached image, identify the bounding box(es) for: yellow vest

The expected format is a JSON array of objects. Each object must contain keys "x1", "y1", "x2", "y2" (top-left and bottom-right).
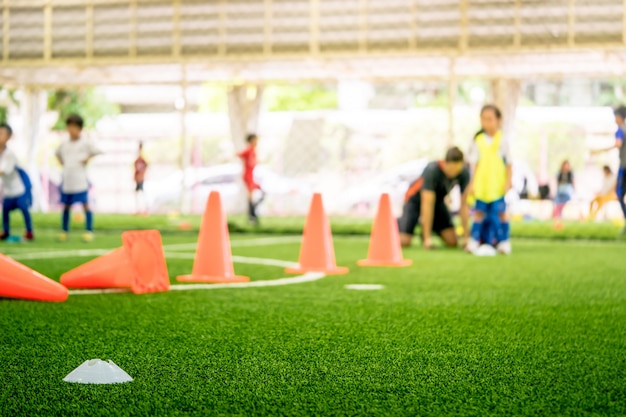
[{"x1": 473, "y1": 131, "x2": 506, "y2": 203}]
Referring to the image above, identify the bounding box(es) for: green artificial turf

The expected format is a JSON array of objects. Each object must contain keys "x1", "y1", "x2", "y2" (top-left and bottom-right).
[
  {"x1": 6, "y1": 212, "x2": 626, "y2": 241},
  {"x1": 1, "y1": 229, "x2": 626, "y2": 416}
]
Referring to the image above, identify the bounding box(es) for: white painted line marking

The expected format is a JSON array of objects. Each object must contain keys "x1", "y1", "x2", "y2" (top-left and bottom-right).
[
  {"x1": 10, "y1": 249, "x2": 110, "y2": 261},
  {"x1": 7, "y1": 236, "x2": 302, "y2": 261},
  {"x1": 67, "y1": 272, "x2": 326, "y2": 295},
  {"x1": 68, "y1": 288, "x2": 129, "y2": 295},
  {"x1": 164, "y1": 252, "x2": 298, "y2": 268},
  {"x1": 344, "y1": 284, "x2": 384, "y2": 291},
  {"x1": 6, "y1": 237, "x2": 326, "y2": 295},
  {"x1": 163, "y1": 236, "x2": 302, "y2": 251},
  {"x1": 169, "y1": 272, "x2": 325, "y2": 290}
]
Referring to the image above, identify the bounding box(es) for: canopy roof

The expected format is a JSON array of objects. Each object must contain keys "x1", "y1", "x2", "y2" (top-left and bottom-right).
[{"x1": 2, "y1": 0, "x2": 626, "y2": 86}]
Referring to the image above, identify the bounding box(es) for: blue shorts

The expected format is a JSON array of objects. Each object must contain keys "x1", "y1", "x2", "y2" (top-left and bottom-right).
[
  {"x1": 554, "y1": 193, "x2": 571, "y2": 204},
  {"x1": 617, "y1": 168, "x2": 625, "y2": 197},
  {"x1": 3, "y1": 193, "x2": 30, "y2": 212},
  {"x1": 61, "y1": 191, "x2": 89, "y2": 206},
  {"x1": 475, "y1": 198, "x2": 506, "y2": 217}
]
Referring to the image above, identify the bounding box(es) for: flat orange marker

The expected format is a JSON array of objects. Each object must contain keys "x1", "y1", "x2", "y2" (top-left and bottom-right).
[
  {"x1": 285, "y1": 193, "x2": 349, "y2": 275},
  {"x1": 358, "y1": 193, "x2": 412, "y2": 267},
  {"x1": 61, "y1": 248, "x2": 133, "y2": 289},
  {"x1": 0, "y1": 253, "x2": 68, "y2": 302},
  {"x1": 122, "y1": 230, "x2": 171, "y2": 294},
  {"x1": 177, "y1": 191, "x2": 250, "y2": 283}
]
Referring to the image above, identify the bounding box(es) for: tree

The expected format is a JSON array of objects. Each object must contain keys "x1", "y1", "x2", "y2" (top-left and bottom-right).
[
  {"x1": 0, "y1": 87, "x2": 19, "y2": 124},
  {"x1": 48, "y1": 88, "x2": 119, "y2": 130},
  {"x1": 264, "y1": 84, "x2": 337, "y2": 111}
]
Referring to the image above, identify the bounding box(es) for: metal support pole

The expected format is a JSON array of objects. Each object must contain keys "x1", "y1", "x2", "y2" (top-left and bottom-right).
[
  {"x1": 173, "y1": 0, "x2": 181, "y2": 58},
  {"x1": 179, "y1": 64, "x2": 190, "y2": 214},
  {"x1": 309, "y1": 0, "x2": 319, "y2": 55},
  {"x1": 458, "y1": 0, "x2": 468, "y2": 53},
  {"x1": 2, "y1": 0, "x2": 9, "y2": 62},
  {"x1": 43, "y1": 1, "x2": 52, "y2": 61},
  {"x1": 85, "y1": 2, "x2": 93, "y2": 59},
  {"x1": 263, "y1": 0, "x2": 272, "y2": 55},
  {"x1": 129, "y1": 0, "x2": 137, "y2": 57},
  {"x1": 22, "y1": 88, "x2": 48, "y2": 212},
  {"x1": 514, "y1": 0, "x2": 521, "y2": 47},
  {"x1": 447, "y1": 58, "x2": 456, "y2": 147},
  {"x1": 568, "y1": 0, "x2": 575, "y2": 48}
]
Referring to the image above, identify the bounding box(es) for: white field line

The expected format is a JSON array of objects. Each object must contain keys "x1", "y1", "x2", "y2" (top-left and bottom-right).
[
  {"x1": 67, "y1": 271, "x2": 324, "y2": 295},
  {"x1": 165, "y1": 252, "x2": 298, "y2": 268},
  {"x1": 9, "y1": 249, "x2": 111, "y2": 261},
  {"x1": 4, "y1": 243, "x2": 320, "y2": 296},
  {"x1": 7, "y1": 236, "x2": 303, "y2": 261},
  {"x1": 162, "y1": 236, "x2": 302, "y2": 251}
]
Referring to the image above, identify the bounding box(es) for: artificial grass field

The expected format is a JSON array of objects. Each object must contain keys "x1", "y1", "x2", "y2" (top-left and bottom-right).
[{"x1": 1, "y1": 218, "x2": 626, "y2": 416}]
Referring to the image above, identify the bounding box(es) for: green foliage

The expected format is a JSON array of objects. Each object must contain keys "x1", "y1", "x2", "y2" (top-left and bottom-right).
[
  {"x1": 47, "y1": 88, "x2": 120, "y2": 130},
  {"x1": 265, "y1": 84, "x2": 338, "y2": 111},
  {"x1": 515, "y1": 120, "x2": 587, "y2": 175},
  {"x1": 0, "y1": 87, "x2": 19, "y2": 124},
  {"x1": 594, "y1": 80, "x2": 626, "y2": 107},
  {"x1": 198, "y1": 84, "x2": 227, "y2": 113}
]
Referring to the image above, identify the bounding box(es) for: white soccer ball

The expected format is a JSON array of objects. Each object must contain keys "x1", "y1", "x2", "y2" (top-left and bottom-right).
[{"x1": 474, "y1": 244, "x2": 497, "y2": 257}]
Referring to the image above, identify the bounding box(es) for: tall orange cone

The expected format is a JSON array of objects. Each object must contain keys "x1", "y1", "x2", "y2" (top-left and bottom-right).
[
  {"x1": 0, "y1": 253, "x2": 68, "y2": 302},
  {"x1": 177, "y1": 191, "x2": 249, "y2": 283},
  {"x1": 60, "y1": 248, "x2": 133, "y2": 289},
  {"x1": 358, "y1": 193, "x2": 412, "y2": 267},
  {"x1": 122, "y1": 230, "x2": 171, "y2": 294},
  {"x1": 285, "y1": 193, "x2": 349, "y2": 275}
]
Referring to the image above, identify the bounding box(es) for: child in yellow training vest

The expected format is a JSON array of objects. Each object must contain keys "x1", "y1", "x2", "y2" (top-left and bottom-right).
[{"x1": 466, "y1": 105, "x2": 513, "y2": 255}]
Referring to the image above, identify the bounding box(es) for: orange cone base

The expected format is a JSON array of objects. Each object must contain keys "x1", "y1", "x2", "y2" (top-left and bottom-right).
[
  {"x1": 176, "y1": 274, "x2": 250, "y2": 283},
  {"x1": 285, "y1": 266, "x2": 349, "y2": 275},
  {"x1": 357, "y1": 259, "x2": 413, "y2": 268}
]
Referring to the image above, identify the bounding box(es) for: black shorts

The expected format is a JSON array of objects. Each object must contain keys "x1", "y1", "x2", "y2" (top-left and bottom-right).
[
  {"x1": 398, "y1": 195, "x2": 453, "y2": 236},
  {"x1": 135, "y1": 182, "x2": 144, "y2": 192}
]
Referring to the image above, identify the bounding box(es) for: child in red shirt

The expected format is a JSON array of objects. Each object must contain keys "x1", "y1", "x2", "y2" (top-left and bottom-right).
[
  {"x1": 237, "y1": 134, "x2": 265, "y2": 225},
  {"x1": 134, "y1": 142, "x2": 148, "y2": 214}
]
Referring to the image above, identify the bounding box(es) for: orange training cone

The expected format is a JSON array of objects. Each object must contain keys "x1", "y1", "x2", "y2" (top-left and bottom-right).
[
  {"x1": 358, "y1": 193, "x2": 412, "y2": 267},
  {"x1": 0, "y1": 253, "x2": 68, "y2": 302},
  {"x1": 122, "y1": 230, "x2": 171, "y2": 294},
  {"x1": 60, "y1": 247, "x2": 133, "y2": 289},
  {"x1": 285, "y1": 193, "x2": 349, "y2": 275},
  {"x1": 61, "y1": 231, "x2": 170, "y2": 294},
  {"x1": 177, "y1": 191, "x2": 249, "y2": 283}
]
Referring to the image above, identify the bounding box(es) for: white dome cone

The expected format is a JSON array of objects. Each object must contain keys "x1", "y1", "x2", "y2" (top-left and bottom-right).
[
  {"x1": 474, "y1": 244, "x2": 497, "y2": 257},
  {"x1": 63, "y1": 359, "x2": 133, "y2": 384}
]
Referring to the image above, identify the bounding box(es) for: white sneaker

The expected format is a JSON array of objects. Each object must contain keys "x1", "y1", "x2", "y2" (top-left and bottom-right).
[
  {"x1": 497, "y1": 240, "x2": 512, "y2": 255},
  {"x1": 465, "y1": 238, "x2": 480, "y2": 254}
]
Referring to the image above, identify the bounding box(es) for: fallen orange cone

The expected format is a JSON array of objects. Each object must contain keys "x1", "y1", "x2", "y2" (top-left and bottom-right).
[
  {"x1": 61, "y1": 248, "x2": 133, "y2": 289},
  {"x1": 122, "y1": 230, "x2": 170, "y2": 294},
  {"x1": 358, "y1": 193, "x2": 412, "y2": 267},
  {"x1": 285, "y1": 193, "x2": 349, "y2": 275},
  {"x1": 0, "y1": 253, "x2": 68, "y2": 302},
  {"x1": 177, "y1": 191, "x2": 250, "y2": 283},
  {"x1": 60, "y1": 230, "x2": 170, "y2": 294}
]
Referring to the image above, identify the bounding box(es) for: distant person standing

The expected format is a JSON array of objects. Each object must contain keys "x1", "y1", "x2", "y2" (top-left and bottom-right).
[
  {"x1": 0, "y1": 123, "x2": 34, "y2": 241},
  {"x1": 588, "y1": 165, "x2": 617, "y2": 220},
  {"x1": 553, "y1": 160, "x2": 575, "y2": 224},
  {"x1": 237, "y1": 133, "x2": 265, "y2": 225},
  {"x1": 56, "y1": 114, "x2": 102, "y2": 242},
  {"x1": 466, "y1": 104, "x2": 513, "y2": 255},
  {"x1": 134, "y1": 142, "x2": 148, "y2": 214},
  {"x1": 593, "y1": 106, "x2": 626, "y2": 234}
]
